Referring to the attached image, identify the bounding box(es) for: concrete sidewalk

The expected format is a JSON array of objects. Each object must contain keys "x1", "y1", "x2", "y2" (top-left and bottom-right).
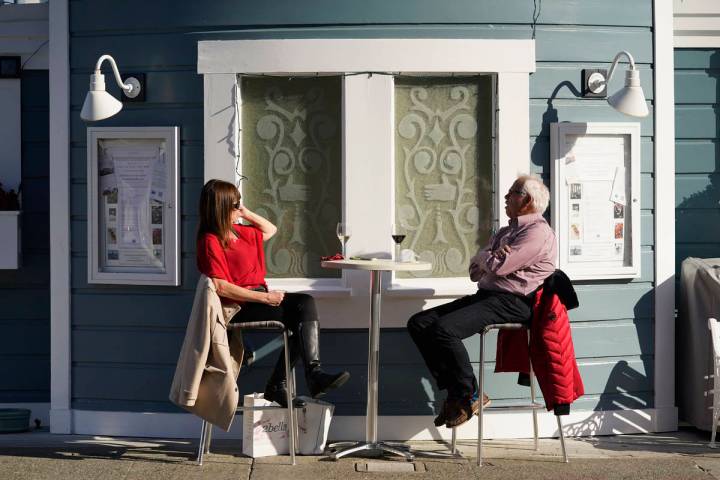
[{"x1": 1, "y1": 427, "x2": 720, "y2": 479}]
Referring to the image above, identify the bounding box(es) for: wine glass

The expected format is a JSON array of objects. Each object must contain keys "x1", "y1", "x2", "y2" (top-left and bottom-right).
[
  {"x1": 336, "y1": 222, "x2": 351, "y2": 258},
  {"x1": 391, "y1": 224, "x2": 406, "y2": 262}
]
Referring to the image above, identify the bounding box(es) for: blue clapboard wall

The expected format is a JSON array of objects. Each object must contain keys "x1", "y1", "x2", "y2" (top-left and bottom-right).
[
  {"x1": 675, "y1": 49, "x2": 720, "y2": 276},
  {"x1": 68, "y1": 0, "x2": 655, "y2": 419},
  {"x1": 0, "y1": 70, "x2": 50, "y2": 404}
]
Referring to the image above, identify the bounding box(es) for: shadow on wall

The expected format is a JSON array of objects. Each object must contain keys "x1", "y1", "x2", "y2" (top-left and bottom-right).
[
  {"x1": 527, "y1": 76, "x2": 654, "y2": 437},
  {"x1": 673, "y1": 50, "x2": 720, "y2": 428},
  {"x1": 675, "y1": 50, "x2": 720, "y2": 274},
  {"x1": 549, "y1": 286, "x2": 653, "y2": 438}
]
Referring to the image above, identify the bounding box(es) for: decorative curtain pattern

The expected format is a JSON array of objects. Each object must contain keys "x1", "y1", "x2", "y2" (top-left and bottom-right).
[
  {"x1": 395, "y1": 77, "x2": 493, "y2": 278},
  {"x1": 241, "y1": 76, "x2": 341, "y2": 278}
]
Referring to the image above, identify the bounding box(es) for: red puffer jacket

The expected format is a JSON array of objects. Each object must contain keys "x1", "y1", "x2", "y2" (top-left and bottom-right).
[{"x1": 495, "y1": 276, "x2": 584, "y2": 413}]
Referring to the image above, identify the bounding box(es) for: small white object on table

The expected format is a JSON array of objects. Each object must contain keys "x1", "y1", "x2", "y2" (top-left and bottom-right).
[{"x1": 320, "y1": 258, "x2": 431, "y2": 461}]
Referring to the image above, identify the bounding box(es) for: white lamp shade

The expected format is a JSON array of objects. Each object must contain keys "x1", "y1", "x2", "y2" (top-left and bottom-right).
[
  {"x1": 80, "y1": 72, "x2": 123, "y2": 121},
  {"x1": 80, "y1": 90, "x2": 123, "y2": 121},
  {"x1": 607, "y1": 69, "x2": 649, "y2": 118}
]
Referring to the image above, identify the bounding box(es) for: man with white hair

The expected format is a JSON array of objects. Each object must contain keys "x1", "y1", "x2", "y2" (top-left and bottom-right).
[{"x1": 407, "y1": 174, "x2": 557, "y2": 428}]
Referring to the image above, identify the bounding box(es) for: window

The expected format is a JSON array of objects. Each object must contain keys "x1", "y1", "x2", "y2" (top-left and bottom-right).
[
  {"x1": 199, "y1": 39, "x2": 533, "y2": 297},
  {"x1": 394, "y1": 77, "x2": 493, "y2": 278},
  {"x1": 240, "y1": 76, "x2": 342, "y2": 278}
]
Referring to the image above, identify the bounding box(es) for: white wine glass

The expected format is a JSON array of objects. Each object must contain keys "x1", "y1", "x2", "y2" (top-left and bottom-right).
[{"x1": 336, "y1": 222, "x2": 351, "y2": 258}]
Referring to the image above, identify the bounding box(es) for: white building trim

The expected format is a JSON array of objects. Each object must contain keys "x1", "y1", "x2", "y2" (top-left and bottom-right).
[
  {"x1": 654, "y1": 0, "x2": 678, "y2": 431},
  {"x1": 198, "y1": 38, "x2": 535, "y2": 325},
  {"x1": 198, "y1": 39, "x2": 536, "y2": 75},
  {"x1": 674, "y1": 0, "x2": 720, "y2": 47},
  {"x1": 49, "y1": 0, "x2": 71, "y2": 434},
  {"x1": 70, "y1": 408, "x2": 674, "y2": 441},
  {"x1": 0, "y1": 2, "x2": 48, "y2": 70}
]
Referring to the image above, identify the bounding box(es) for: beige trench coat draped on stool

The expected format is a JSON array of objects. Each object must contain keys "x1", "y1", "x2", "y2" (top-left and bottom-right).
[{"x1": 169, "y1": 275, "x2": 243, "y2": 431}]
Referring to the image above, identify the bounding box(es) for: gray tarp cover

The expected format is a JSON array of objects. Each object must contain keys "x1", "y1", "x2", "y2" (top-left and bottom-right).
[{"x1": 678, "y1": 257, "x2": 720, "y2": 431}]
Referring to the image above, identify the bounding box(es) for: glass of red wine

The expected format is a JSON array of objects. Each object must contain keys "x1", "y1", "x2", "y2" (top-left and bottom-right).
[{"x1": 391, "y1": 224, "x2": 406, "y2": 262}]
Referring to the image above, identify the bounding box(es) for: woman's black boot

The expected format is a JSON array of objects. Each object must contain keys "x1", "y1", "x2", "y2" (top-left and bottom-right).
[
  {"x1": 300, "y1": 320, "x2": 351, "y2": 398},
  {"x1": 263, "y1": 335, "x2": 306, "y2": 408}
]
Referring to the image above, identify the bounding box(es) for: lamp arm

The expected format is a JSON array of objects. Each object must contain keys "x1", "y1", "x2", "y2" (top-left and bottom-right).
[
  {"x1": 94, "y1": 54, "x2": 133, "y2": 93},
  {"x1": 606, "y1": 50, "x2": 637, "y2": 84}
]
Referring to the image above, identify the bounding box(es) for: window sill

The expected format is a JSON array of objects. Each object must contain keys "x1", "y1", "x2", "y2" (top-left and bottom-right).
[
  {"x1": 265, "y1": 278, "x2": 351, "y2": 298},
  {"x1": 385, "y1": 278, "x2": 477, "y2": 298}
]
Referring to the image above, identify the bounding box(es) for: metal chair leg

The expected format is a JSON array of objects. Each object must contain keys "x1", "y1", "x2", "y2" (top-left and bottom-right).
[
  {"x1": 450, "y1": 425, "x2": 457, "y2": 455},
  {"x1": 477, "y1": 332, "x2": 485, "y2": 467},
  {"x1": 197, "y1": 420, "x2": 207, "y2": 466},
  {"x1": 283, "y1": 330, "x2": 297, "y2": 465},
  {"x1": 204, "y1": 422, "x2": 213, "y2": 454},
  {"x1": 291, "y1": 366, "x2": 299, "y2": 453},
  {"x1": 556, "y1": 414, "x2": 568, "y2": 463}
]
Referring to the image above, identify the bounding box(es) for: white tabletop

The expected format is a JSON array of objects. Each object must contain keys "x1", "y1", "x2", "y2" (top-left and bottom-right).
[{"x1": 321, "y1": 259, "x2": 432, "y2": 272}]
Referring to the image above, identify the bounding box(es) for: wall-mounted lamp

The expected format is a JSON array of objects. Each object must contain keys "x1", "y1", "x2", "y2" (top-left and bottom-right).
[
  {"x1": 582, "y1": 50, "x2": 648, "y2": 118},
  {"x1": 80, "y1": 54, "x2": 144, "y2": 122}
]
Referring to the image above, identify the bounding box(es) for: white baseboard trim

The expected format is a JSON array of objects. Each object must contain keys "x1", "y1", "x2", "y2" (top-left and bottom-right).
[
  {"x1": 69, "y1": 407, "x2": 677, "y2": 440},
  {"x1": 50, "y1": 407, "x2": 72, "y2": 434},
  {"x1": 0, "y1": 402, "x2": 50, "y2": 428}
]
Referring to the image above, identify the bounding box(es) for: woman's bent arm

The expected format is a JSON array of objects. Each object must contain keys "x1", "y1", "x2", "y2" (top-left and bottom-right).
[
  {"x1": 211, "y1": 277, "x2": 284, "y2": 306},
  {"x1": 237, "y1": 206, "x2": 277, "y2": 241}
]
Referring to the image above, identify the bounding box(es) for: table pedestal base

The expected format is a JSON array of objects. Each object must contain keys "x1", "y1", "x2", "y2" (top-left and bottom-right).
[{"x1": 329, "y1": 441, "x2": 414, "y2": 461}]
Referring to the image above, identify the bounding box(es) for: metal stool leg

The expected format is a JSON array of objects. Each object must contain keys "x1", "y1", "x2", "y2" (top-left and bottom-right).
[
  {"x1": 204, "y1": 422, "x2": 213, "y2": 454},
  {"x1": 556, "y1": 415, "x2": 568, "y2": 463},
  {"x1": 529, "y1": 367, "x2": 539, "y2": 451},
  {"x1": 283, "y1": 330, "x2": 297, "y2": 465},
  {"x1": 291, "y1": 367, "x2": 300, "y2": 453},
  {"x1": 197, "y1": 420, "x2": 207, "y2": 465},
  {"x1": 477, "y1": 332, "x2": 485, "y2": 466},
  {"x1": 450, "y1": 425, "x2": 457, "y2": 455},
  {"x1": 528, "y1": 329, "x2": 539, "y2": 452}
]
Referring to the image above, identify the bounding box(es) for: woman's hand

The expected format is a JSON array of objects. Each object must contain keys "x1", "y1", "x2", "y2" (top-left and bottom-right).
[
  {"x1": 265, "y1": 290, "x2": 285, "y2": 306},
  {"x1": 235, "y1": 205, "x2": 251, "y2": 220},
  {"x1": 236, "y1": 206, "x2": 278, "y2": 241}
]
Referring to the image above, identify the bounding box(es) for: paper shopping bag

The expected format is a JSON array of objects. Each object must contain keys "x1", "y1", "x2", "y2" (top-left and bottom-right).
[
  {"x1": 296, "y1": 396, "x2": 334, "y2": 455},
  {"x1": 241, "y1": 393, "x2": 291, "y2": 458}
]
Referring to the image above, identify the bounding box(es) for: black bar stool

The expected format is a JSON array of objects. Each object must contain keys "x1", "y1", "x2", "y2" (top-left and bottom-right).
[{"x1": 197, "y1": 320, "x2": 298, "y2": 466}]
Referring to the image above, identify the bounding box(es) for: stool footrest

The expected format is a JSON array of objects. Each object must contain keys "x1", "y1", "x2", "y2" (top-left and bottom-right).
[
  {"x1": 483, "y1": 402, "x2": 544, "y2": 411},
  {"x1": 235, "y1": 405, "x2": 289, "y2": 412}
]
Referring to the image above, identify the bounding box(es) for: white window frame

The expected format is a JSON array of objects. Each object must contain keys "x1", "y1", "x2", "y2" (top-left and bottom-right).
[{"x1": 198, "y1": 39, "x2": 534, "y2": 296}]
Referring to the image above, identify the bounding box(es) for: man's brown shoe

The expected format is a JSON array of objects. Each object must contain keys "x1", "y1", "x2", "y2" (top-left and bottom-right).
[
  {"x1": 445, "y1": 397, "x2": 478, "y2": 428},
  {"x1": 445, "y1": 394, "x2": 491, "y2": 428}
]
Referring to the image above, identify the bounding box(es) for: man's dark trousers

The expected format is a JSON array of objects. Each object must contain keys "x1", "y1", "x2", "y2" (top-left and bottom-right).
[{"x1": 407, "y1": 289, "x2": 533, "y2": 400}]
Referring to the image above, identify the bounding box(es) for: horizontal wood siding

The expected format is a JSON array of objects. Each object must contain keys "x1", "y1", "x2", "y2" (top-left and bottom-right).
[
  {"x1": 0, "y1": 70, "x2": 50, "y2": 403},
  {"x1": 675, "y1": 49, "x2": 720, "y2": 284},
  {"x1": 68, "y1": 0, "x2": 655, "y2": 415}
]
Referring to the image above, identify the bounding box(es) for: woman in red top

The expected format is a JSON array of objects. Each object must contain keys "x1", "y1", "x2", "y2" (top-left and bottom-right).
[{"x1": 197, "y1": 179, "x2": 350, "y2": 407}]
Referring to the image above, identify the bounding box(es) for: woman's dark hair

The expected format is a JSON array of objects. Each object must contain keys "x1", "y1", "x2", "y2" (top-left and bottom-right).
[{"x1": 197, "y1": 179, "x2": 240, "y2": 249}]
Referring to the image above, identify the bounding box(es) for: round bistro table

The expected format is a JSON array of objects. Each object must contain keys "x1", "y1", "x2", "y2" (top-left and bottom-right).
[{"x1": 320, "y1": 259, "x2": 431, "y2": 461}]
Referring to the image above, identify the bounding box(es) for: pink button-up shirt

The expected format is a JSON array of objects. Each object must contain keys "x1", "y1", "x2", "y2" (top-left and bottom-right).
[{"x1": 470, "y1": 213, "x2": 557, "y2": 296}]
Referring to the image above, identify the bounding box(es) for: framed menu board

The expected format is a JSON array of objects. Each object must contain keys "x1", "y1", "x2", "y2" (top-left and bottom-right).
[
  {"x1": 550, "y1": 122, "x2": 640, "y2": 280},
  {"x1": 87, "y1": 127, "x2": 180, "y2": 285}
]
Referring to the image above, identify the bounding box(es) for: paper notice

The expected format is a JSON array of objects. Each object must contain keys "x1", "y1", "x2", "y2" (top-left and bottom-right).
[
  {"x1": 610, "y1": 166, "x2": 626, "y2": 205},
  {"x1": 150, "y1": 150, "x2": 167, "y2": 203},
  {"x1": 564, "y1": 152, "x2": 579, "y2": 183}
]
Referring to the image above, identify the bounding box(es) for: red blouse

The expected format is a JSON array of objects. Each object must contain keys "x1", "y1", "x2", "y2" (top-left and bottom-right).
[{"x1": 196, "y1": 225, "x2": 267, "y2": 299}]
